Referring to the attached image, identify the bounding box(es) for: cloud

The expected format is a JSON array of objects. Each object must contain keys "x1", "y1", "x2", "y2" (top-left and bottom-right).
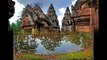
[
  {"x1": 68, "y1": 4, "x2": 72, "y2": 13},
  {"x1": 58, "y1": 15, "x2": 63, "y2": 30},
  {"x1": 59, "y1": 8, "x2": 66, "y2": 15},
  {"x1": 58, "y1": 7, "x2": 66, "y2": 30},
  {"x1": 72, "y1": 0, "x2": 77, "y2": 6},
  {"x1": 9, "y1": 0, "x2": 25, "y2": 24}
]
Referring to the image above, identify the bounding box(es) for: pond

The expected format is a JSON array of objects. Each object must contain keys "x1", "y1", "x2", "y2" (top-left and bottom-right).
[{"x1": 15, "y1": 35, "x2": 84, "y2": 55}]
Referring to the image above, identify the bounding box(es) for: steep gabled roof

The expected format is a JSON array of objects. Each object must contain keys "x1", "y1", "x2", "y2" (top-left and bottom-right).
[
  {"x1": 66, "y1": 7, "x2": 70, "y2": 12},
  {"x1": 23, "y1": 4, "x2": 33, "y2": 12},
  {"x1": 21, "y1": 5, "x2": 37, "y2": 21},
  {"x1": 26, "y1": 4, "x2": 32, "y2": 9},
  {"x1": 47, "y1": 3, "x2": 55, "y2": 13},
  {"x1": 33, "y1": 4, "x2": 43, "y2": 13},
  {"x1": 64, "y1": 7, "x2": 71, "y2": 16},
  {"x1": 22, "y1": 4, "x2": 33, "y2": 17},
  {"x1": 21, "y1": 3, "x2": 52, "y2": 26},
  {"x1": 49, "y1": 3, "x2": 54, "y2": 9},
  {"x1": 33, "y1": 4, "x2": 40, "y2": 8}
]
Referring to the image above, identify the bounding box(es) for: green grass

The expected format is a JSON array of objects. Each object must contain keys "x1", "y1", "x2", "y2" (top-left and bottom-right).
[
  {"x1": 23, "y1": 54, "x2": 45, "y2": 60},
  {"x1": 15, "y1": 53, "x2": 45, "y2": 60},
  {"x1": 66, "y1": 52, "x2": 93, "y2": 59},
  {"x1": 58, "y1": 50, "x2": 93, "y2": 60}
]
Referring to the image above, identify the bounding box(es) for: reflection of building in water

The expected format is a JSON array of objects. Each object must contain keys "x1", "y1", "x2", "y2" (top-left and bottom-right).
[
  {"x1": 16, "y1": 35, "x2": 38, "y2": 53},
  {"x1": 71, "y1": 0, "x2": 99, "y2": 33},
  {"x1": 41, "y1": 38, "x2": 61, "y2": 51}
]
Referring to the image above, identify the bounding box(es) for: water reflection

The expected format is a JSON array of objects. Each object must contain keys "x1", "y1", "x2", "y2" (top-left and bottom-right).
[
  {"x1": 14, "y1": 35, "x2": 84, "y2": 55},
  {"x1": 34, "y1": 36, "x2": 83, "y2": 55}
]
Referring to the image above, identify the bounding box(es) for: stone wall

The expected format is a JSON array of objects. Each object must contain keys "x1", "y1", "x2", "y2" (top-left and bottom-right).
[{"x1": 71, "y1": 0, "x2": 99, "y2": 33}]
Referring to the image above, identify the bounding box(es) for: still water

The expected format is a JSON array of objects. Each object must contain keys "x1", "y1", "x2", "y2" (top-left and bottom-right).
[
  {"x1": 34, "y1": 36, "x2": 84, "y2": 55},
  {"x1": 15, "y1": 35, "x2": 84, "y2": 55}
]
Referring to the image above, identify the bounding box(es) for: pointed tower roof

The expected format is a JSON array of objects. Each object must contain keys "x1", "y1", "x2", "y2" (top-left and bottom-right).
[
  {"x1": 66, "y1": 7, "x2": 70, "y2": 12},
  {"x1": 33, "y1": 4, "x2": 47, "y2": 20},
  {"x1": 47, "y1": 3, "x2": 56, "y2": 13},
  {"x1": 62, "y1": 6, "x2": 71, "y2": 20},
  {"x1": 25, "y1": 4, "x2": 32, "y2": 9},
  {"x1": 22, "y1": 4, "x2": 33, "y2": 13},
  {"x1": 33, "y1": 4, "x2": 43, "y2": 13},
  {"x1": 22, "y1": 4, "x2": 33, "y2": 17},
  {"x1": 49, "y1": 3, "x2": 54, "y2": 9},
  {"x1": 47, "y1": 3, "x2": 59, "y2": 29},
  {"x1": 65, "y1": 7, "x2": 71, "y2": 15},
  {"x1": 33, "y1": 4, "x2": 40, "y2": 8}
]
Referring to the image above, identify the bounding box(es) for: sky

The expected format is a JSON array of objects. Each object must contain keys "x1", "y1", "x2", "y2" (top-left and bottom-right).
[{"x1": 9, "y1": 0, "x2": 78, "y2": 29}]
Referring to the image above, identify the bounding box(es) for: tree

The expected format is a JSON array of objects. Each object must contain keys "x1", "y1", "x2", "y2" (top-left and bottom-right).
[
  {"x1": 10, "y1": 19, "x2": 22, "y2": 35},
  {"x1": 10, "y1": 23, "x2": 18, "y2": 35}
]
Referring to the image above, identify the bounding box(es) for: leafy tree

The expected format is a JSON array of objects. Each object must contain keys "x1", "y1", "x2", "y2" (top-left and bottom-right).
[
  {"x1": 10, "y1": 23, "x2": 18, "y2": 35},
  {"x1": 10, "y1": 19, "x2": 22, "y2": 35}
]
